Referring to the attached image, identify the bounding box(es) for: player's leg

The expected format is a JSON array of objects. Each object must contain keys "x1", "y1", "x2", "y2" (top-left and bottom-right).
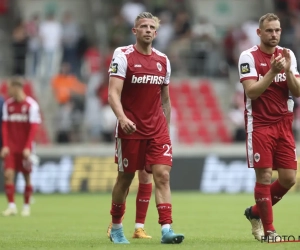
[
  {"x1": 146, "y1": 136, "x2": 184, "y2": 244},
  {"x1": 21, "y1": 172, "x2": 33, "y2": 216},
  {"x1": 2, "y1": 154, "x2": 17, "y2": 216},
  {"x1": 244, "y1": 130, "x2": 275, "y2": 241},
  {"x1": 109, "y1": 138, "x2": 143, "y2": 244},
  {"x1": 132, "y1": 169, "x2": 152, "y2": 239}
]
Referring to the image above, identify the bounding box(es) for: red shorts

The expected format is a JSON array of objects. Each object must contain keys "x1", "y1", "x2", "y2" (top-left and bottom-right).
[
  {"x1": 114, "y1": 135, "x2": 172, "y2": 173},
  {"x1": 3, "y1": 153, "x2": 32, "y2": 174},
  {"x1": 246, "y1": 115, "x2": 297, "y2": 170}
]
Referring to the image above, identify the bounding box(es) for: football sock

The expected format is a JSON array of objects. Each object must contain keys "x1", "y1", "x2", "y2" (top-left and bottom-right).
[
  {"x1": 111, "y1": 202, "x2": 126, "y2": 224},
  {"x1": 5, "y1": 184, "x2": 15, "y2": 204},
  {"x1": 135, "y1": 183, "x2": 152, "y2": 226},
  {"x1": 162, "y1": 224, "x2": 171, "y2": 230},
  {"x1": 9, "y1": 203, "x2": 16, "y2": 209},
  {"x1": 24, "y1": 185, "x2": 33, "y2": 205},
  {"x1": 112, "y1": 223, "x2": 123, "y2": 229},
  {"x1": 251, "y1": 180, "x2": 289, "y2": 217},
  {"x1": 135, "y1": 223, "x2": 144, "y2": 229},
  {"x1": 254, "y1": 182, "x2": 275, "y2": 234},
  {"x1": 157, "y1": 203, "x2": 172, "y2": 225}
]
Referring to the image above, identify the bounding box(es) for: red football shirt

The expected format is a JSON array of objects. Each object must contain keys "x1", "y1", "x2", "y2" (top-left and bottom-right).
[
  {"x1": 2, "y1": 96, "x2": 41, "y2": 152},
  {"x1": 238, "y1": 45, "x2": 300, "y2": 132},
  {"x1": 108, "y1": 45, "x2": 171, "y2": 139}
]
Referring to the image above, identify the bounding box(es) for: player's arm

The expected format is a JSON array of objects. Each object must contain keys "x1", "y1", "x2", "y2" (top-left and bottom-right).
[
  {"x1": 161, "y1": 85, "x2": 171, "y2": 132},
  {"x1": 23, "y1": 103, "x2": 41, "y2": 158},
  {"x1": 283, "y1": 48, "x2": 300, "y2": 97},
  {"x1": 108, "y1": 77, "x2": 136, "y2": 134},
  {"x1": 239, "y1": 53, "x2": 285, "y2": 100},
  {"x1": 108, "y1": 52, "x2": 136, "y2": 134},
  {"x1": 1, "y1": 102, "x2": 9, "y2": 157},
  {"x1": 162, "y1": 57, "x2": 172, "y2": 132}
]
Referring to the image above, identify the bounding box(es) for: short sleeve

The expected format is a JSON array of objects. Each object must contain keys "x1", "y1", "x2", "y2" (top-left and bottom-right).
[
  {"x1": 290, "y1": 50, "x2": 300, "y2": 77},
  {"x1": 29, "y1": 103, "x2": 41, "y2": 124},
  {"x1": 238, "y1": 52, "x2": 257, "y2": 82},
  {"x1": 163, "y1": 57, "x2": 171, "y2": 85},
  {"x1": 108, "y1": 50, "x2": 128, "y2": 79},
  {"x1": 2, "y1": 102, "x2": 7, "y2": 121}
]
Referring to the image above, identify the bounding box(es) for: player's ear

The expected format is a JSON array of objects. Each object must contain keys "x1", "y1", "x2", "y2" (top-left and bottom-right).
[
  {"x1": 132, "y1": 27, "x2": 137, "y2": 35},
  {"x1": 256, "y1": 28, "x2": 261, "y2": 37}
]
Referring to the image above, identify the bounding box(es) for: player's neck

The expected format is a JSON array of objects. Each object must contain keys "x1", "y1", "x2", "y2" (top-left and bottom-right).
[
  {"x1": 134, "y1": 43, "x2": 152, "y2": 55},
  {"x1": 259, "y1": 44, "x2": 276, "y2": 55}
]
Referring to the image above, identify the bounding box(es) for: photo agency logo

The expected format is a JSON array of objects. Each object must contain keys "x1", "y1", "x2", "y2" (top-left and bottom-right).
[{"x1": 261, "y1": 235, "x2": 300, "y2": 243}]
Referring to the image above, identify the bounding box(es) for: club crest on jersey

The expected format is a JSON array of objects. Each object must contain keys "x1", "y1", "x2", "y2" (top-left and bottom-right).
[
  {"x1": 240, "y1": 63, "x2": 250, "y2": 74},
  {"x1": 123, "y1": 158, "x2": 128, "y2": 167},
  {"x1": 254, "y1": 153, "x2": 260, "y2": 162},
  {"x1": 21, "y1": 105, "x2": 27, "y2": 113},
  {"x1": 157, "y1": 62, "x2": 162, "y2": 71}
]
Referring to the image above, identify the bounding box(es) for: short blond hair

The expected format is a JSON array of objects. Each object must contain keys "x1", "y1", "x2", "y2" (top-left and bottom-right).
[
  {"x1": 259, "y1": 13, "x2": 280, "y2": 28},
  {"x1": 134, "y1": 12, "x2": 160, "y2": 29},
  {"x1": 9, "y1": 76, "x2": 24, "y2": 87}
]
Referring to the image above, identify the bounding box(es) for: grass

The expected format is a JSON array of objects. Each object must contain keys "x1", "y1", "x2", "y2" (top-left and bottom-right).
[{"x1": 0, "y1": 192, "x2": 300, "y2": 249}]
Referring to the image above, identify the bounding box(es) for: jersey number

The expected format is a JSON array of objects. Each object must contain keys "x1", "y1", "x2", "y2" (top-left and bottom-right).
[{"x1": 163, "y1": 144, "x2": 172, "y2": 157}]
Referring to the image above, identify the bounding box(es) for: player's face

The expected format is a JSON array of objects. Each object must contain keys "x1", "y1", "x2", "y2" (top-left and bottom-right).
[
  {"x1": 133, "y1": 18, "x2": 157, "y2": 45},
  {"x1": 8, "y1": 84, "x2": 17, "y2": 98},
  {"x1": 257, "y1": 20, "x2": 281, "y2": 47}
]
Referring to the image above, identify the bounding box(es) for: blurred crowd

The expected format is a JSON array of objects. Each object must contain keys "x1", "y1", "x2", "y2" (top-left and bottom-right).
[{"x1": 8, "y1": 0, "x2": 300, "y2": 144}]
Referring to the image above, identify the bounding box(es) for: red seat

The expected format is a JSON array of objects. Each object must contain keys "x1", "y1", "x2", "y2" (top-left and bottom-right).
[
  {"x1": 210, "y1": 110, "x2": 223, "y2": 122},
  {"x1": 191, "y1": 109, "x2": 202, "y2": 121},
  {"x1": 198, "y1": 82, "x2": 213, "y2": 95},
  {"x1": 179, "y1": 81, "x2": 193, "y2": 95},
  {"x1": 216, "y1": 124, "x2": 232, "y2": 143}
]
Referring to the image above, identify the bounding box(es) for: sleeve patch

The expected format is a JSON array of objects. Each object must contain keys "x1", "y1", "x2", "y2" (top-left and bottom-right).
[
  {"x1": 240, "y1": 63, "x2": 250, "y2": 74},
  {"x1": 109, "y1": 62, "x2": 118, "y2": 73}
]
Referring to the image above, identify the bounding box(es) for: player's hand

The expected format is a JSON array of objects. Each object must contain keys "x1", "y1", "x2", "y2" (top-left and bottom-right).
[
  {"x1": 119, "y1": 117, "x2": 136, "y2": 134},
  {"x1": 270, "y1": 53, "x2": 286, "y2": 74},
  {"x1": 23, "y1": 148, "x2": 31, "y2": 159},
  {"x1": 0, "y1": 147, "x2": 9, "y2": 158},
  {"x1": 282, "y1": 48, "x2": 292, "y2": 73}
]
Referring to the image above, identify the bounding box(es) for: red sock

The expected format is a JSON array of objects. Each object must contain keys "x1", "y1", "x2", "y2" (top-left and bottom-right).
[
  {"x1": 157, "y1": 203, "x2": 172, "y2": 225},
  {"x1": 110, "y1": 202, "x2": 126, "y2": 224},
  {"x1": 5, "y1": 184, "x2": 15, "y2": 203},
  {"x1": 251, "y1": 180, "x2": 289, "y2": 217},
  {"x1": 24, "y1": 185, "x2": 33, "y2": 204},
  {"x1": 254, "y1": 182, "x2": 274, "y2": 234},
  {"x1": 135, "y1": 183, "x2": 152, "y2": 224}
]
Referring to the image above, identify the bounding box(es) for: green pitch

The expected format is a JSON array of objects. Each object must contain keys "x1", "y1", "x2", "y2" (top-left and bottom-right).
[{"x1": 0, "y1": 192, "x2": 299, "y2": 249}]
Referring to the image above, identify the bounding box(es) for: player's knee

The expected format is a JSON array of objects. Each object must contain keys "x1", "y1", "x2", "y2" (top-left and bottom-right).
[
  {"x1": 255, "y1": 168, "x2": 272, "y2": 184},
  {"x1": 117, "y1": 172, "x2": 135, "y2": 188},
  {"x1": 279, "y1": 175, "x2": 296, "y2": 189},
  {"x1": 4, "y1": 170, "x2": 14, "y2": 183},
  {"x1": 154, "y1": 169, "x2": 170, "y2": 187},
  {"x1": 138, "y1": 170, "x2": 152, "y2": 183}
]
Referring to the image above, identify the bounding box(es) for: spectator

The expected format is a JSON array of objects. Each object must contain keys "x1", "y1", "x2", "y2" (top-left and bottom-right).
[
  {"x1": 39, "y1": 12, "x2": 62, "y2": 80},
  {"x1": 51, "y1": 63, "x2": 86, "y2": 143},
  {"x1": 153, "y1": 11, "x2": 174, "y2": 53},
  {"x1": 25, "y1": 13, "x2": 41, "y2": 77},
  {"x1": 12, "y1": 19, "x2": 28, "y2": 76},
  {"x1": 61, "y1": 11, "x2": 81, "y2": 78},
  {"x1": 190, "y1": 16, "x2": 218, "y2": 76}
]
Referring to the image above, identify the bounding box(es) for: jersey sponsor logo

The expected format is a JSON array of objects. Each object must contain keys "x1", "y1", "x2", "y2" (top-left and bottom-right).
[
  {"x1": 134, "y1": 64, "x2": 142, "y2": 67},
  {"x1": 131, "y1": 74, "x2": 165, "y2": 84},
  {"x1": 240, "y1": 63, "x2": 250, "y2": 74},
  {"x1": 259, "y1": 73, "x2": 287, "y2": 82},
  {"x1": 8, "y1": 113, "x2": 28, "y2": 122},
  {"x1": 260, "y1": 63, "x2": 267, "y2": 66}
]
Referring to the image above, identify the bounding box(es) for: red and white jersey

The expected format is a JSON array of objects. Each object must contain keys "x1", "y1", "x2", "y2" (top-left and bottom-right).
[
  {"x1": 108, "y1": 44, "x2": 170, "y2": 139},
  {"x1": 238, "y1": 45, "x2": 300, "y2": 132},
  {"x1": 2, "y1": 96, "x2": 41, "y2": 152}
]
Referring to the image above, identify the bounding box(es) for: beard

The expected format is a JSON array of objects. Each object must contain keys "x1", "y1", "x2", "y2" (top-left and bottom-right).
[{"x1": 262, "y1": 38, "x2": 279, "y2": 48}]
